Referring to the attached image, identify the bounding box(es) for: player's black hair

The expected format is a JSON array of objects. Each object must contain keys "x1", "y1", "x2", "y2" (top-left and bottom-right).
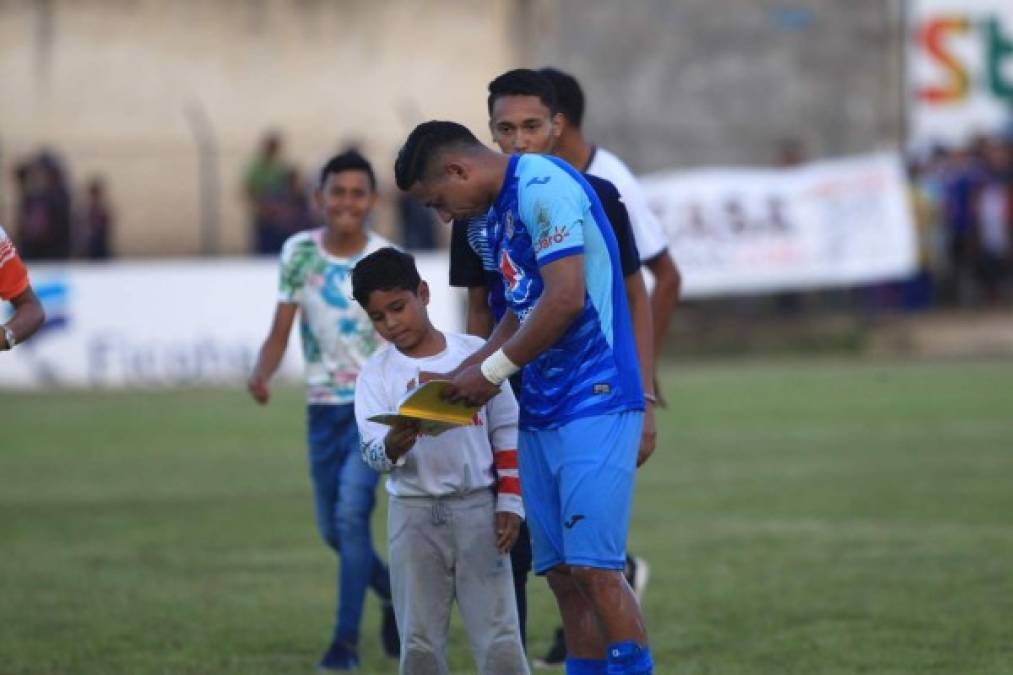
[
  {"x1": 487, "y1": 68, "x2": 559, "y2": 117},
  {"x1": 319, "y1": 150, "x2": 377, "y2": 191},
  {"x1": 351, "y1": 246, "x2": 422, "y2": 307},
  {"x1": 538, "y1": 67, "x2": 585, "y2": 128},
  {"x1": 394, "y1": 121, "x2": 481, "y2": 190}
]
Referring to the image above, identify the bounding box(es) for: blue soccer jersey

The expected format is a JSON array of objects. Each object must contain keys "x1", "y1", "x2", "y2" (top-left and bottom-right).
[{"x1": 475, "y1": 154, "x2": 644, "y2": 430}]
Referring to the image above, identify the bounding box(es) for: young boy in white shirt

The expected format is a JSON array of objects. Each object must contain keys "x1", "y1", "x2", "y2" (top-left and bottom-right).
[{"x1": 351, "y1": 247, "x2": 530, "y2": 675}]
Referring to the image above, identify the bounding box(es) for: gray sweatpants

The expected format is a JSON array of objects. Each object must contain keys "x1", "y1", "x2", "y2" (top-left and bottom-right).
[{"x1": 388, "y1": 489, "x2": 529, "y2": 675}]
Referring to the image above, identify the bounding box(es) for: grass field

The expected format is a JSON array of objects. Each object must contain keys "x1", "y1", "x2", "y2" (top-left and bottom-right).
[{"x1": 2, "y1": 357, "x2": 1012, "y2": 674}]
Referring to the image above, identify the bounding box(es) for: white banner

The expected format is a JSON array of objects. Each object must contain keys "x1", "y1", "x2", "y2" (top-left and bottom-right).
[
  {"x1": 641, "y1": 152, "x2": 919, "y2": 298},
  {"x1": 908, "y1": 0, "x2": 1013, "y2": 148},
  {"x1": 0, "y1": 255, "x2": 463, "y2": 389}
]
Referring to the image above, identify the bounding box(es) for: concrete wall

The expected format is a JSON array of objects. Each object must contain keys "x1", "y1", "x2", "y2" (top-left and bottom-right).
[
  {"x1": 0, "y1": 0, "x2": 519, "y2": 255},
  {"x1": 522, "y1": 0, "x2": 906, "y2": 173},
  {"x1": 1, "y1": 0, "x2": 907, "y2": 256}
]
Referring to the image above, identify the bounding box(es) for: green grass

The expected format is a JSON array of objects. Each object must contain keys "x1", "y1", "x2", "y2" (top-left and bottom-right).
[{"x1": 2, "y1": 358, "x2": 1012, "y2": 674}]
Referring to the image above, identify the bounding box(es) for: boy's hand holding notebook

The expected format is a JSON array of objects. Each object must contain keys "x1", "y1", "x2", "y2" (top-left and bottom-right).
[{"x1": 368, "y1": 380, "x2": 485, "y2": 437}]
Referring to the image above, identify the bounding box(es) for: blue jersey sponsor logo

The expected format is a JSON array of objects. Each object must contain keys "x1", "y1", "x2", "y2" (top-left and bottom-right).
[{"x1": 533, "y1": 224, "x2": 572, "y2": 254}]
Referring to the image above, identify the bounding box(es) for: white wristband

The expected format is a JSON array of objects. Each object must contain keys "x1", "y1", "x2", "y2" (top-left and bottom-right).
[{"x1": 480, "y1": 348, "x2": 520, "y2": 386}]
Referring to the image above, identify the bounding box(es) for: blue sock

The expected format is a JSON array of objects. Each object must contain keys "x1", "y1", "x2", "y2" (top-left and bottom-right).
[
  {"x1": 565, "y1": 656, "x2": 608, "y2": 675},
  {"x1": 606, "y1": 641, "x2": 653, "y2": 674}
]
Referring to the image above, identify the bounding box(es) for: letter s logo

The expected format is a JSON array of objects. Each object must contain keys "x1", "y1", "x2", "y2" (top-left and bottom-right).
[{"x1": 917, "y1": 16, "x2": 972, "y2": 104}]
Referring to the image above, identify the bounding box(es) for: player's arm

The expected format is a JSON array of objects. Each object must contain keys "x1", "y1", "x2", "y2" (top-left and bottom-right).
[
  {"x1": 617, "y1": 165, "x2": 682, "y2": 405},
  {"x1": 486, "y1": 383, "x2": 523, "y2": 553},
  {"x1": 644, "y1": 251, "x2": 680, "y2": 360},
  {"x1": 598, "y1": 173, "x2": 657, "y2": 463},
  {"x1": 644, "y1": 251, "x2": 681, "y2": 406},
  {"x1": 247, "y1": 302, "x2": 297, "y2": 404},
  {"x1": 449, "y1": 217, "x2": 495, "y2": 339},
  {"x1": 466, "y1": 286, "x2": 494, "y2": 338},
  {"x1": 504, "y1": 255, "x2": 584, "y2": 364},
  {"x1": 625, "y1": 271, "x2": 656, "y2": 466},
  {"x1": 1, "y1": 286, "x2": 45, "y2": 350},
  {"x1": 421, "y1": 310, "x2": 519, "y2": 385},
  {"x1": 447, "y1": 257, "x2": 583, "y2": 405},
  {"x1": 606, "y1": 156, "x2": 682, "y2": 400},
  {"x1": 448, "y1": 168, "x2": 587, "y2": 405}
]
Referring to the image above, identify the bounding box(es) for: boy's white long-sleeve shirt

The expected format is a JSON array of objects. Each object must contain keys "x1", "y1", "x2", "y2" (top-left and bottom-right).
[{"x1": 354, "y1": 332, "x2": 523, "y2": 519}]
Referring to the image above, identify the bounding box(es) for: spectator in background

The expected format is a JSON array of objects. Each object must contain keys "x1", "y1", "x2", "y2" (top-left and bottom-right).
[
  {"x1": 777, "y1": 138, "x2": 806, "y2": 168},
  {"x1": 244, "y1": 131, "x2": 291, "y2": 254},
  {"x1": 973, "y1": 136, "x2": 1012, "y2": 304},
  {"x1": 276, "y1": 168, "x2": 316, "y2": 239},
  {"x1": 772, "y1": 138, "x2": 807, "y2": 314},
  {"x1": 78, "y1": 177, "x2": 114, "y2": 259},
  {"x1": 940, "y1": 145, "x2": 987, "y2": 305},
  {"x1": 15, "y1": 152, "x2": 72, "y2": 260},
  {"x1": 902, "y1": 159, "x2": 942, "y2": 310}
]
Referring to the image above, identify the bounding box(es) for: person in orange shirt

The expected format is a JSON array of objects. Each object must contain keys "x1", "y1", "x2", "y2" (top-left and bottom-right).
[{"x1": 0, "y1": 224, "x2": 45, "y2": 351}]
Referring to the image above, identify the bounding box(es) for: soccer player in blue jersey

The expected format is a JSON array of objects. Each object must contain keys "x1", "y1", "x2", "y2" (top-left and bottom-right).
[
  {"x1": 450, "y1": 69, "x2": 657, "y2": 661},
  {"x1": 395, "y1": 122, "x2": 654, "y2": 675},
  {"x1": 480, "y1": 67, "x2": 661, "y2": 670}
]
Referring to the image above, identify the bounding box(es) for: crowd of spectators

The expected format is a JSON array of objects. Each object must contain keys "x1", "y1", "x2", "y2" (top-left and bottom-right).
[
  {"x1": 242, "y1": 132, "x2": 439, "y2": 255},
  {"x1": 10, "y1": 128, "x2": 1010, "y2": 312},
  {"x1": 907, "y1": 127, "x2": 1013, "y2": 308},
  {"x1": 9, "y1": 151, "x2": 113, "y2": 262},
  {"x1": 242, "y1": 132, "x2": 315, "y2": 255}
]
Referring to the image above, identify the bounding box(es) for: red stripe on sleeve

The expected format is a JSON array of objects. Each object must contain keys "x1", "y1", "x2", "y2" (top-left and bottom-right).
[
  {"x1": 494, "y1": 449, "x2": 518, "y2": 471},
  {"x1": 498, "y1": 476, "x2": 521, "y2": 495},
  {"x1": 0, "y1": 249, "x2": 29, "y2": 302}
]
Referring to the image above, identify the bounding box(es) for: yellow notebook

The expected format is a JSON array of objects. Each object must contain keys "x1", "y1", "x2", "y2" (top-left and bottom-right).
[{"x1": 368, "y1": 380, "x2": 481, "y2": 436}]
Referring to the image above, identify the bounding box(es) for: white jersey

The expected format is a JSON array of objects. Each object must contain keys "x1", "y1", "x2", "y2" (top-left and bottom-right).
[
  {"x1": 586, "y1": 146, "x2": 669, "y2": 262},
  {"x1": 354, "y1": 332, "x2": 523, "y2": 518}
]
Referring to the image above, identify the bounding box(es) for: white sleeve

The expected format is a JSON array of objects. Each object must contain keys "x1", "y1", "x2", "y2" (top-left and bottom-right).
[
  {"x1": 485, "y1": 384, "x2": 524, "y2": 519},
  {"x1": 354, "y1": 359, "x2": 399, "y2": 473},
  {"x1": 594, "y1": 153, "x2": 669, "y2": 262}
]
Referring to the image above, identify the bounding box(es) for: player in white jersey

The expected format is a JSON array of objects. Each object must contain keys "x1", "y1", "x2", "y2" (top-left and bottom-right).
[
  {"x1": 351, "y1": 247, "x2": 529, "y2": 675},
  {"x1": 247, "y1": 151, "x2": 398, "y2": 671}
]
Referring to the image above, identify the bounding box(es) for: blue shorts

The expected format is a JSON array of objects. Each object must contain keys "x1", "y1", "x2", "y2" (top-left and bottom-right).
[{"x1": 518, "y1": 411, "x2": 643, "y2": 574}]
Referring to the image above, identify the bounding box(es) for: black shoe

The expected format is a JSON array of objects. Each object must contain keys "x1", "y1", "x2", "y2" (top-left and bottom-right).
[
  {"x1": 318, "y1": 639, "x2": 359, "y2": 671},
  {"x1": 381, "y1": 601, "x2": 400, "y2": 658},
  {"x1": 531, "y1": 627, "x2": 566, "y2": 669}
]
